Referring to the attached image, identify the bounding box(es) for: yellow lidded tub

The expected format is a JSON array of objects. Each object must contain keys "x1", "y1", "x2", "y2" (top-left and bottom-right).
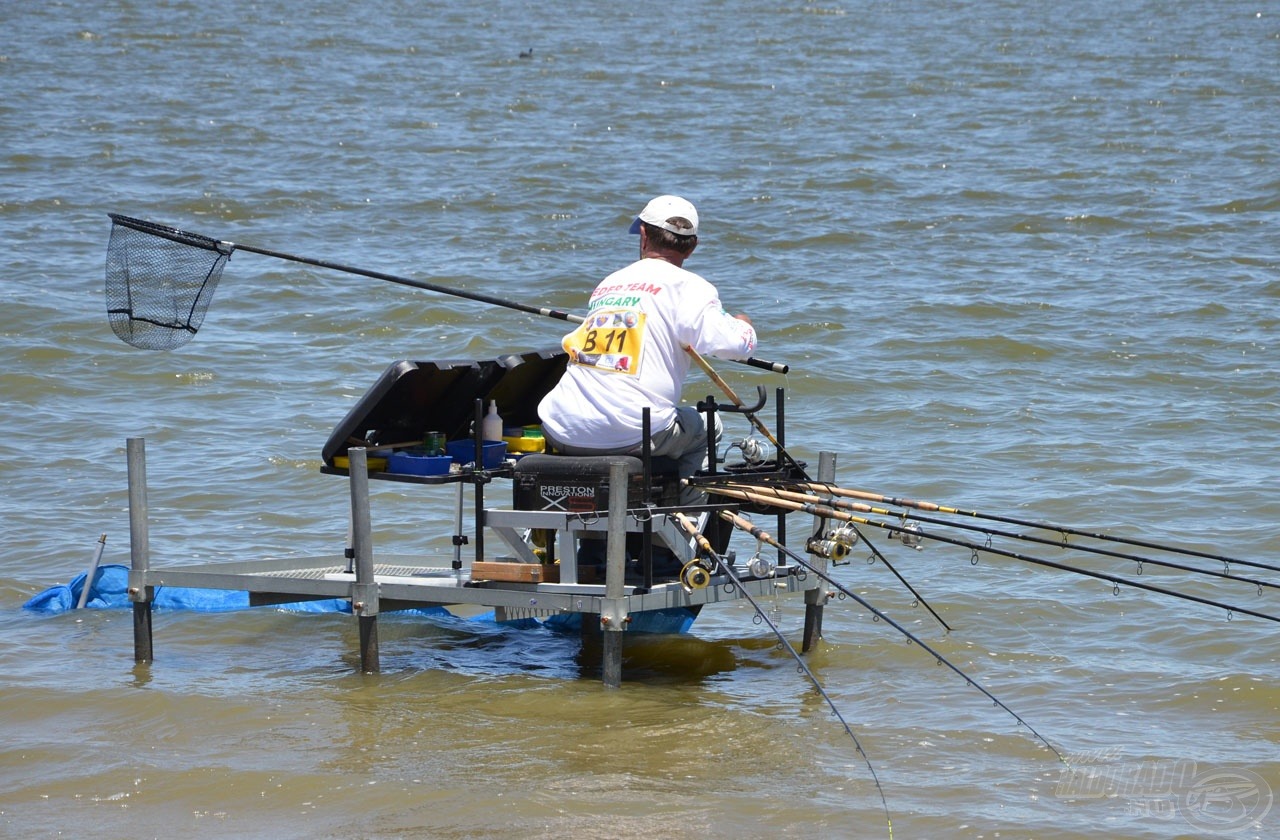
[
  {"x1": 333, "y1": 455, "x2": 388, "y2": 471},
  {"x1": 502, "y1": 435, "x2": 545, "y2": 454}
]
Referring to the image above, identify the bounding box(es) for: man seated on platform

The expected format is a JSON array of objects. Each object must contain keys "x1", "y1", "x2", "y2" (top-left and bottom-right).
[{"x1": 537, "y1": 195, "x2": 757, "y2": 488}]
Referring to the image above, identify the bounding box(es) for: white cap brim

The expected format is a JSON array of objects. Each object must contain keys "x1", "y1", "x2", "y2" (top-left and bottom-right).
[{"x1": 629, "y1": 195, "x2": 698, "y2": 236}]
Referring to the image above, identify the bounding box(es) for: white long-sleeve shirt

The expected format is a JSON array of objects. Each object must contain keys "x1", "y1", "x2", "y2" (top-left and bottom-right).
[{"x1": 538, "y1": 257, "x2": 757, "y2": 449}]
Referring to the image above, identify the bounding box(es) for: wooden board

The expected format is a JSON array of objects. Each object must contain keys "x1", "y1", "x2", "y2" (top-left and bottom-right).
[{"x1": 470, "y1": 561, "x2": 560, "y2": 584}]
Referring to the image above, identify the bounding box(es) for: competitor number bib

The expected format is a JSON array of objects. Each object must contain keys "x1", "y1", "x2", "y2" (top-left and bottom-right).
[{"x1": 563, "y1": 309, "x2": 646, "y2": 375}]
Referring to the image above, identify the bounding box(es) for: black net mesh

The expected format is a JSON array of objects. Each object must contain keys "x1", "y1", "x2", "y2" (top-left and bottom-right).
[{"x1": 105, "y1": 214, "x2": 233, "y2": 350}]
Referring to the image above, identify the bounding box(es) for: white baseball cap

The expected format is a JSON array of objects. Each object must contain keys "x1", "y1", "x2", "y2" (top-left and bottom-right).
[{"x1": 628, "y1": 195, "x2": 699, "y2": 237}]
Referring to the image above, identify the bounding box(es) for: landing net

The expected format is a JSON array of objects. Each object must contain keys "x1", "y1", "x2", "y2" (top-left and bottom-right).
[{"x1": 105, "y1": 214, "x2": 233, "y2": 350}]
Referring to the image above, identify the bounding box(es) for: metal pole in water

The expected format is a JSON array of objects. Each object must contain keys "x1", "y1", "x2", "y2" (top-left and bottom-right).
[
  {"x1": 601, "y1": 460, "x2": 629, "y2": 688},
  {"x1": 126, "y1": 438, "x2": 153, "y2": 663},
  {"x1": 348, "y1": 447, "x2": 380, "y2": 673},
  {"x1": 453, "y1": 481, "x2": 465, "y2": 585},
  {"x1": 802, "y1": 450, "x2": 836, "y2": 652},
  {"x1": 76, "y1": 533, "x2": 108, "y2": 610}
]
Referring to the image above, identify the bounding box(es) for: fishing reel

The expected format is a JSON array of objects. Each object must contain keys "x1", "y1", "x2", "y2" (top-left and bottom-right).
[
  {"x1": 807, "y1": 523, "x2": 858, "y2": 565},
  {"x1": 747, "y1": 552, "x2": 777, "y2": 578},
  {"x1": 829, "y1": 522, "x2": 860, "y2": 555},
  {"x1": 679, "y1": 557, "x2": 716, "y2": 592},
  {"x1": 806, "y1": 535, "x2": 850, "y2": 563},
  {"x1": 724, "y1": 435, "x2": 773, "y2": 468},
  {"x1": 896, "y1": 521, "x2": 924, "y2": 550}
]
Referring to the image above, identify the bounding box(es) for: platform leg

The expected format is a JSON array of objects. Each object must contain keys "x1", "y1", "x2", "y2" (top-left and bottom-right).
[
  {"x1": 802, "y1": 450, "x2": 836, "y2": 653},
  {"x1": 602, "y1": 631, "x2": 622, "y2": 688},
  {"x1": 601, "y1": 462, "x2": 629, "y2": 688},
  {"x1": 126, "y1": 437, "x2": 155, "y2": 663},
  {"x1": 132, "y1": 602, "x2": 153, "y2": 663},
  {"x1": 348, "y1": 447, "x2": 380, "y2": 673},
  {"x1": 802, "y1": 605, "x2": 823, "y2": 653},
  {"x1": 359, "y1": 615, "x2": 380, "y2": 673}
]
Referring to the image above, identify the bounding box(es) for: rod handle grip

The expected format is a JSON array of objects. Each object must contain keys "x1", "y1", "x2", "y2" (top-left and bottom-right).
[{"x1": 741, "y1": 357, "x2": 789, "y2": 375}]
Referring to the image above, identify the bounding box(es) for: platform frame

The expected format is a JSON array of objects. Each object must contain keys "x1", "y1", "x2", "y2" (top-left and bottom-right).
[{"x1": 126, "y1": 437, "x2": 827, "y2": 685}]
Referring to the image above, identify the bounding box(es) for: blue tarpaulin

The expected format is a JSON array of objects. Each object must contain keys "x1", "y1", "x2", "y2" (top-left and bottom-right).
[{"x1": 26, "y1": 564, "x2": 367, "y2": 616}]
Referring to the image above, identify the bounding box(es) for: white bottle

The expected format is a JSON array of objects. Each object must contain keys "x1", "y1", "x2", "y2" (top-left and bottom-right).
[{"x1": 482, "y1": 401, "x2": 503, "y2": 442}]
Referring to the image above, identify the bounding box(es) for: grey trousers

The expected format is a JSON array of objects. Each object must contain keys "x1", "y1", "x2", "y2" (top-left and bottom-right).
[{"x1": 544, "y1": 406, "x2": 722, "y2": 479}]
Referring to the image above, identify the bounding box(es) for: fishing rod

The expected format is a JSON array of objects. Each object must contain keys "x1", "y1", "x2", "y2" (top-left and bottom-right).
[
  {"x1": 718, "y1": 510, "x2": 1066, "y2": 764},
  {"x1": 103, "y1": 213, "x2": 790, "y2": 373},
  {"x1": 686, "y1": 345, "x2": 788, "y2": 456},
  {"x1": 673, "y1": 359, "x2": 949, "y2": 631},
  {"x1": 840, "y1": 521, "x2": 954, "y2": 633},
  {"x1": 706, "y1": 485, "x2": 1280, "y2": 625},
  {"x1": 675, "y1": 354, "x2": 951, "y2": 630},
  {"x1": 804, "y1": 482, "x2": 1269, "y2": 576},
  {"x1": 685, "y1": 344, "x2": 808, "y2": 478},
  {"x1": 719, "y1": 482, "x2": 1280, "y2": 594},
  {"x1": 671, "y1": 513, "x2": 895, "y2": 840}
]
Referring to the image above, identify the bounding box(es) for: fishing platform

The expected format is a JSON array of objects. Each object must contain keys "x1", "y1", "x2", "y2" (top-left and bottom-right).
[{"x1": 125, "y1": 349, "x2": 835, "y2": 685}]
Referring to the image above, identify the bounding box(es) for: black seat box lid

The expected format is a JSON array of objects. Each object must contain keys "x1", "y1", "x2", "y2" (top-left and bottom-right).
[{"x1": 321, "y1": 348, "x2": 567, "y2": 465}]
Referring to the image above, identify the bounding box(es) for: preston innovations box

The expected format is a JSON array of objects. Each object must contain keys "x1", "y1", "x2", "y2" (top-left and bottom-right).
[{"x1": 512, "y1": 454, "x2": 681, "y2": 512}]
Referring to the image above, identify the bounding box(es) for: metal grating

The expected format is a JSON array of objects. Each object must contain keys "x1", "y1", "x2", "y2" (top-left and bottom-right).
[{"x1": 247, "y1": 564, "x2": 456, "y2": 580}]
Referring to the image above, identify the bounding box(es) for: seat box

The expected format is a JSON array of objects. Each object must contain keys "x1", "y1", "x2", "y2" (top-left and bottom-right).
[{"x1": 512, "y1": 454, "x2": 646, "y2": 513}]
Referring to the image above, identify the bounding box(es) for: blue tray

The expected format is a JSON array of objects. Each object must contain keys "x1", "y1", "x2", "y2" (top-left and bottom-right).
[
  {"x1": 387, "y1": 451, "x2": 453, "y2": 476},
  {"x1": 446, "y1": 439, "x2": 507, "y2": 469}
]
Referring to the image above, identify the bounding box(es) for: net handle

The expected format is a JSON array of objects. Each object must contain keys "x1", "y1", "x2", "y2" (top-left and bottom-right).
[{"x1": 105, "y1": 214, "x2": 791, "y2": 374}]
